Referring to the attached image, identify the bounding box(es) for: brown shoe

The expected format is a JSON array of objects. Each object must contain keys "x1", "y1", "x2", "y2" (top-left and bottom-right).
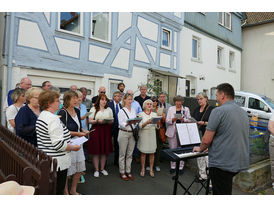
[
  {"x1": 120, "y1": 173, "x2": 129, "y2": 181},
  {"x1": 126, "y1": 173, "x2": 134, "y2": 180}
]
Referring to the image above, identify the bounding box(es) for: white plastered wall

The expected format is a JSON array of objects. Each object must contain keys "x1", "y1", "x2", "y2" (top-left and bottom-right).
[
  {"x1": 242, "y1": 23, "x2": 274, "y2": 100},
  {"x1": 180, "y1": 27, "x2": 241, "y2": 98}
]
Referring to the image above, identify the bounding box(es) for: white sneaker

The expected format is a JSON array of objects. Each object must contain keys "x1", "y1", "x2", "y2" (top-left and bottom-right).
[
  {"x1": 155, "y1": 166, "x2": 161, "y2": 172},
  {"x1": 146, "y1": 167, "x2": 150, "y2": 171},
  {"x1": 100, "y1": 170, "x2": 108, "y2": 176},
  {"x1": 94, "y1": 171, "x2": 99, "y2": 177}
]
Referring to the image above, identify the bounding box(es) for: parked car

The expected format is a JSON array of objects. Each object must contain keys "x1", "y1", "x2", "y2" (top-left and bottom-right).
[{"x1": 235, "y1": 91, "x2": 274, "y2": 121}]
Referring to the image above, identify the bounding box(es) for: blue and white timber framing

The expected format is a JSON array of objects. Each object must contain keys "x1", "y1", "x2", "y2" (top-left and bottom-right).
[{"x1": 3, "y1": 12, "x2": 183, "y2": 85}]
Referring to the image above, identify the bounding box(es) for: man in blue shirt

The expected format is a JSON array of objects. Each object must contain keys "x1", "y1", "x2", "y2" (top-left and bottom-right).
[
  {"x1": 126, "y1": 89, "x2": 142, "y2": 114},
  {"x1": 3, "y1": 77, "x2": 32, "y2": 112}
]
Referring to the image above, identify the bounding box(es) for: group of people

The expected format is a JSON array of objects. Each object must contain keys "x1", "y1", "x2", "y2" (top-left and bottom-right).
[{"x1": 3, "y1": 77, "x2": 251, "y2": 195}]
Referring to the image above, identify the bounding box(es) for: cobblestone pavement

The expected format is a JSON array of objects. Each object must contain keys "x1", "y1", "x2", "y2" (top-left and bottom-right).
[{"x1": 75, "y1": 153, "x2": 253, "y2": 195}]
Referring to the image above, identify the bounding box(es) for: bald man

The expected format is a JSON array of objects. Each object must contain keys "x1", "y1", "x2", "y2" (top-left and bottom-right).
[
  {"x1": 91, "y1": 86, "x2": 108, "y2": 106},
  {"x1": 3, "y1": 77, "x2": 32, "y2": 112}
]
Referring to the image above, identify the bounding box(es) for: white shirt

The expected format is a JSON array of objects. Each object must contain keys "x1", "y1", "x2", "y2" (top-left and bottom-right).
[
  {"x1": 89, "y1": 107, "x2": 113, "y2": 120},
  {"x1": 6, "y1": 104, "x2": 21, "y2": 133},
  {"x1": 118, "y1": 107, "x2": 137, "y2": 130},
  {"x1": 270, "y1": 113, "x2": 274, "y2": 121}
]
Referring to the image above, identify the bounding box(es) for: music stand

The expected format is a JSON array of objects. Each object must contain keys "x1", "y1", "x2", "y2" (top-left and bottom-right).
[{"x1": 171, "y1": 123, "x2": 210, "y2": 195}]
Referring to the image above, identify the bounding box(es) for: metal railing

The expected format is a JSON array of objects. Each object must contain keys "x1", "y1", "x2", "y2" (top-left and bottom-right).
[{"x1": 0, "y1": 124, "x2": 57, "y2": 195}]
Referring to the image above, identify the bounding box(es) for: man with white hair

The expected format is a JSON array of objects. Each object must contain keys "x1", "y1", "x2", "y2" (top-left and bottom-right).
[
  {"x1": 3, "y1": 77, "x2": 32, "y2": 112},
  {"x1": 134, "y1": 85, "x2": 151, "y2": 109},
  {"x1": 70, "y1": 85, "x2": 78, "y2": 91}
]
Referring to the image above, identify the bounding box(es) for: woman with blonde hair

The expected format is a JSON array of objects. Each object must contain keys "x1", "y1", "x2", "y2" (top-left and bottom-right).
[
  {"x1": 117, "y1": 93, "x2": 139, "y2": 181},
  {"x1": 192, "y1": 92, "x2": 214, "y2": 180},
  {"x1": 138, "y1": 99, "x2": 158, "y2": 177},
  {"x1": 15, "y1": 87, "x2": 42, "y2": 146},
  {"x1": 6, "y1": 88, "x2": 26, "y2": 133}
]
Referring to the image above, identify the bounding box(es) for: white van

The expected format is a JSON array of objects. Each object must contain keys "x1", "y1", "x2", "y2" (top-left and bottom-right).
[{"x1": 235, "y1": 91, "x2": 274, "y2": 121}]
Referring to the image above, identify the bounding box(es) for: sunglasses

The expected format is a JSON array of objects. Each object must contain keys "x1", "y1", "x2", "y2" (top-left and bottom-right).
[
  {"x1": 152, "y1": 100, "x2": 158, "y2": 102},
  {"x1": 100, "y1": 92, "x2": 106, "y2": 94}
]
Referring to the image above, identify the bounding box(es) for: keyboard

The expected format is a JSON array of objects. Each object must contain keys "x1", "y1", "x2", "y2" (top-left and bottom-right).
[{"x1": 161, "y1": 148, "x2": 208, "y2": 161}]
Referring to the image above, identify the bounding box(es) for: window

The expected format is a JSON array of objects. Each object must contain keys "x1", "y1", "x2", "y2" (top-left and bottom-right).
[
  {"x1": 218, "y1": 12, "x2": 232, "y2": 30},
  {"x1": 217, "y1": 46, "x2": 224, "y2": 66},
  {"x1": 59, "y1": 12, "x2": 82, "y2": 35},
  {"x1": 248, "y1": 98, "x2": 268, "y2": 111},
  {"x1": 174, "y1": 12, "x2": 182, "y2": 18},
  {"x1": 109, "y1": 79, "x2": 122, "y2": 98},
  {"x1": 192, "y1": 36, "x2": 201, "y2": 60},
  {"x1": 229, "y1": 51, "x2": 235, "y2": 68},
  {"x1": 235, "y1": 95, "x2": 246, "y2": 107},
  {"x1": 91, "y1": 12, "x2": 111, "y2": 43},
  {"x1": 161, "y1": 28, "x2": 171, "y2": 50}
]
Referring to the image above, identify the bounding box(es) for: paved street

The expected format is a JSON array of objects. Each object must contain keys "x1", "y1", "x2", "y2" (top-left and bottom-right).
[{"x1": 76, "y1": 153, "x2": 252, "y2": 195}]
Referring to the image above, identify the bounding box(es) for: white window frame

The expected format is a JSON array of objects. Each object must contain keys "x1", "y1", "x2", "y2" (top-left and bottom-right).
[
  {"x1": 218, "y1": 12, "x2": 232, "y2": 30},
  {"x1": 57, "y1": 12, "x2": 83, "y2": 36},
  {"x1": 108, "y1": 79, "x2": 123, "y2": 99},
  {"x1": 217, "y1": 46, "x2": 224, "y2": 67},
  {"x1": 161, "y1": 28, "x2": 172, "y2": 50},
  {"x1": 191, "y1": 36, "x2": 201, "y2": 62},
  {"x1": 90, "y1": 12, "x2": 112, "y2": 44}
]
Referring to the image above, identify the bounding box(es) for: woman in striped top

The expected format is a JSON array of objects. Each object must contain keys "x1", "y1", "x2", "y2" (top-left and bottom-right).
[{"x1": 36, "y1": 90, "x2": 80, "y2": 195}]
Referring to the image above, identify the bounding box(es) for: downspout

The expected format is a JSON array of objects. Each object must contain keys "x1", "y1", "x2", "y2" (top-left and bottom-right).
[
  {"x1": 1, "y1": 12, "x2": 15, "y2": 125},
  {"x1": 7, "y1": 12, "x2": 15, "y2": 93}
]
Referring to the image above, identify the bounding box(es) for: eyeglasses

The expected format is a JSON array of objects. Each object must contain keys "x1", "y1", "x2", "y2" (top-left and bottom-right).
[
  {"x1": 147, "y1": 103, "x2": 152, "y2": 105},
  {"x1": 100, "y1": 92, "x2": 106, "y2": 94}
]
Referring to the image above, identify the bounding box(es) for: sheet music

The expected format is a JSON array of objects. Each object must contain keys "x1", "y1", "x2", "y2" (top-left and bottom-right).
[
  {"x1": 70, "y1": 136, "x2": 88, "y2": 145},
  {"x1": 176, "y1": 123, "x2": 201, "y2": 146}
]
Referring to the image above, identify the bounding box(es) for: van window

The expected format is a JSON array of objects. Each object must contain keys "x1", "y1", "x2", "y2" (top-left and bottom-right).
[
  {"x1": 235, "y1": 95, "x2": 245, "y2": 107},
  {"x1": 248, "y1": 97, "x2": 268, "y2": 111}
]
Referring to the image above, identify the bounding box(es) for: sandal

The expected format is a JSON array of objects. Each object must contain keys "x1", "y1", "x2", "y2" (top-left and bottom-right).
[
  {"x1": 126, "y1": 173, "x2": 134, "y2": 180},
  {"x1": 140, "y1": 169, "x2": 145, "y2": 177},
  {"x1": 120, "y1": 173, "x2": 129, "y2": 181},
  {"x1": 149, "y1": 170, "x2": 155, "y2": 178}
]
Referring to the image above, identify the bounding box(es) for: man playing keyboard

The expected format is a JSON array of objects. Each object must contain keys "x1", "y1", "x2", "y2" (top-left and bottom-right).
[{"x1": 193, "y1": 83, "x2": 249, "y2": 195}]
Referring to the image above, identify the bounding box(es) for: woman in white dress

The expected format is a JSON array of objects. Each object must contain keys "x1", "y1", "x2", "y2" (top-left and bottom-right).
[
  {"x1": 5, "y1": 88, "x2": 26, "y2": 133},
  {"x1": 138, "y1": 99, "x2": 159, "y2": 177}
]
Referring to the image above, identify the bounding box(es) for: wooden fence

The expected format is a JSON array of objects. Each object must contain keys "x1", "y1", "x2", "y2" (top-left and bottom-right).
[{"x1": 0, "y1": 124, "x2": 57, "y2": 195}]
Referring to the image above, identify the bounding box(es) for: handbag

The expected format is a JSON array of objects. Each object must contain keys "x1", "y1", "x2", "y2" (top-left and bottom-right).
[{"x1": 122, "y1": 109, "x2": 139, "y2": 141}]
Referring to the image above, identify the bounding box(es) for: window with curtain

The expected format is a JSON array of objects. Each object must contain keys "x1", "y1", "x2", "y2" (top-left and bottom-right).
[
  {"x1": 229, "y1": 51, "x2": 235, "y2": 68},
  {"x1": 91, "y1": 12, "x2": 111, "y2": 42},
  {"x1": 217, "y1": 47, "x2": 223, "y2": 66},
  {"x1": 59, "y1": 12, "x2": 81, "y2": 34},
  {"x1": 218, "y1": 12, "x2": 232, "y2": 30},
  {"x1": 192, "y1": 37, "x2": 200, "y2": 60},
  {"x1": 162, "y1": 28, "x2": 171, "y2": 49}
]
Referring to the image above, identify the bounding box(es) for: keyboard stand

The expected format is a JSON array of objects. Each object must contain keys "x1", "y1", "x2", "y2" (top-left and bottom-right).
[{"x1": 172, "y1": 162, "x2": 211, "y2": 195}]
